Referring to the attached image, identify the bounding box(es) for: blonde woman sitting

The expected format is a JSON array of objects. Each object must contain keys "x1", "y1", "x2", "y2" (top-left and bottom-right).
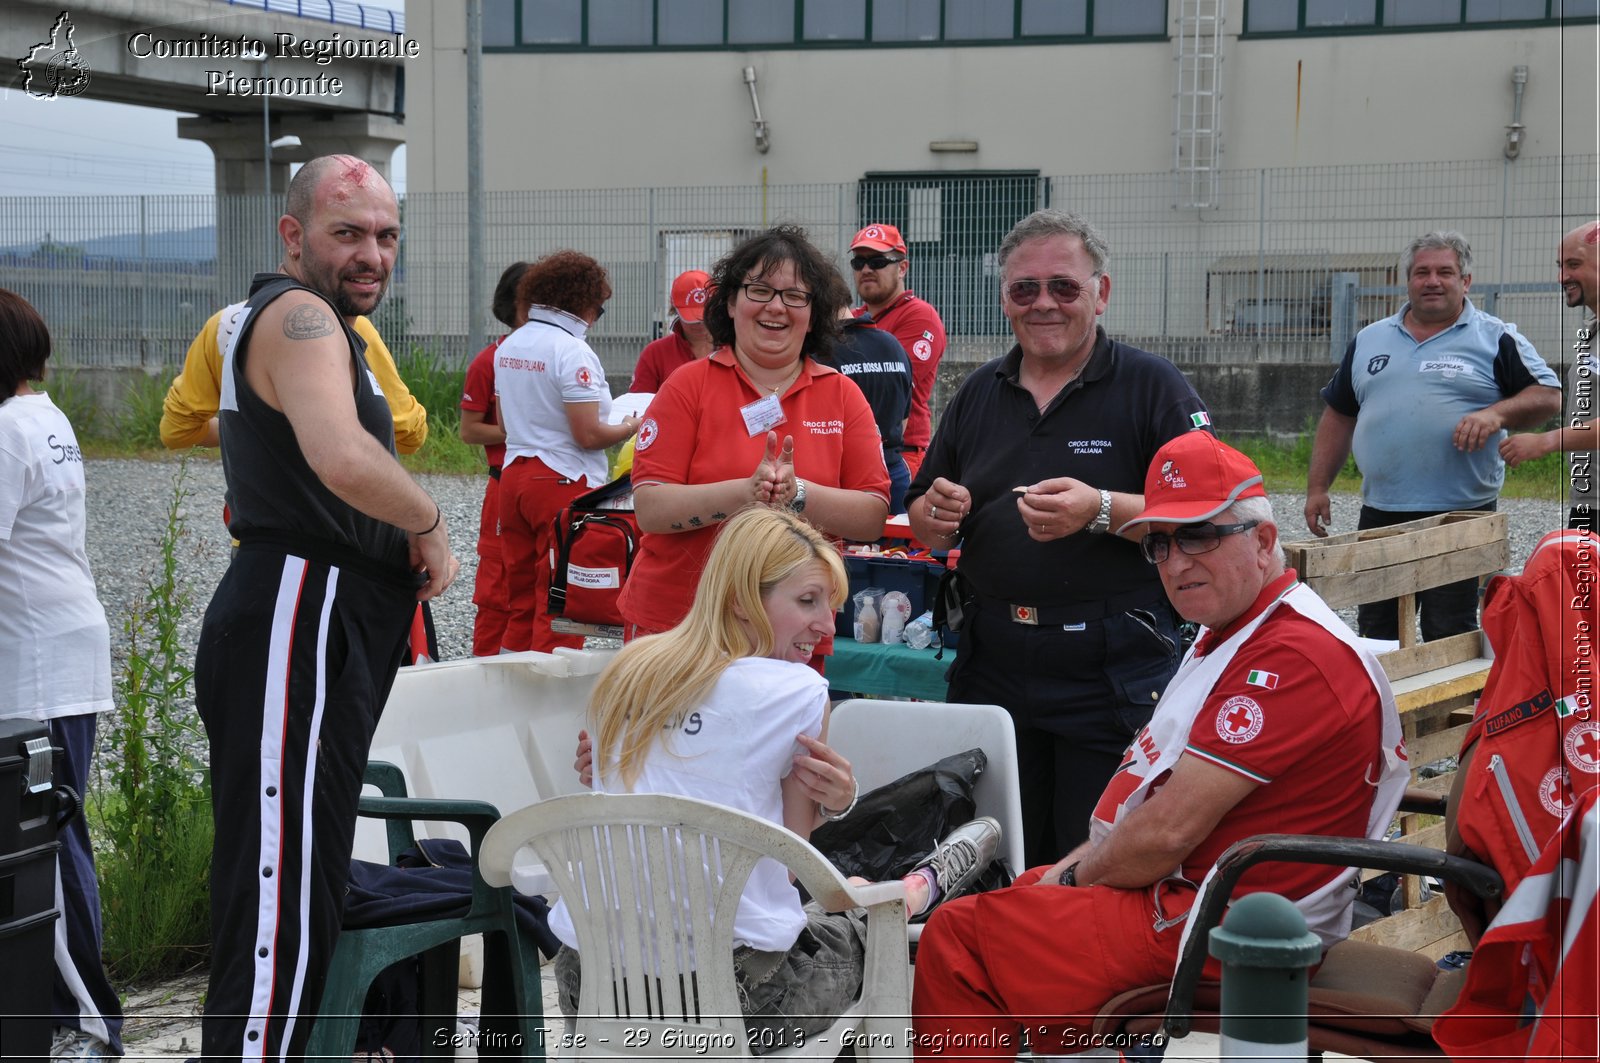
[{"x1": 549, "y1": 506, "x2": 998, "y2": 1050}]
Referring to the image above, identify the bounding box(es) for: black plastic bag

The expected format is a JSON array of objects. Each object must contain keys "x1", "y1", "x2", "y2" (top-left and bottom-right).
[{"x1": 810, "y1": 748, "x2": 1011, "y2": 898}]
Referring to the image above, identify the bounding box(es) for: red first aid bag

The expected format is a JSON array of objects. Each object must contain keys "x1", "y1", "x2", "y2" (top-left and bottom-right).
[{"x1": 547, "y1": 475, "x2": 639, "y2": 627}]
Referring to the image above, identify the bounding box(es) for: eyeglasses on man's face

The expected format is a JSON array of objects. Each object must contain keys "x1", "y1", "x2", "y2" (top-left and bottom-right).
[
  {"x1": 1004, "y1": 275, "x2": 1098, "y2": 307},
  {"x1": 740, "y1": 282, "x2": 814, "y2": 308},
  {"x1": 850, "y1": 254, "x2": 904, "y2": 272},
  {"x1": 1140, "y1": 520, "x2": 1261, "y2": 565}
]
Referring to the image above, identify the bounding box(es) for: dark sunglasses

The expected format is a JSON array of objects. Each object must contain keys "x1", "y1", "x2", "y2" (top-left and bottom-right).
[
  {"x1": 850, "y1": 254, "x2": 904, "y2": 272},
  {"x1": 1140, "y1": 520, "x2": 1260, "y2": 565},
  {"x1": 1004, "y1": 276, "x2": 1096, "y2": 306}
]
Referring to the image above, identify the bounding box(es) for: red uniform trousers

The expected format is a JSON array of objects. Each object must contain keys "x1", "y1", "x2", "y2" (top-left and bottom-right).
[
  {"x1": 471, "y1": 472, "x2": 511, "y2": 656},
  {"x1": 902, "y1": 447, "x2": 925, "y2": 480},
  {"x1": 499, "y1": 455, "x2": 585, "y2": 653},
  {"x1": 911, "y1": 865, "x2": 1195, "y2": 1059}
]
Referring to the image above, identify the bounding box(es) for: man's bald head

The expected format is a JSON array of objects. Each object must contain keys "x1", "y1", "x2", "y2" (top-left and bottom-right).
[
  {"x1": 1560, "y1": 221, "x2": 1600, "y2": 316},
  {"x1": 284, "y1": 155, "x2": 393, "y2": 225}
]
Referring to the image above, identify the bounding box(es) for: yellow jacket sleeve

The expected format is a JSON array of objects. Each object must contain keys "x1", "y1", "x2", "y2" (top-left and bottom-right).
[
  {"x1": 160, "y1": 311, "x2": 225, "y2": 449},
  {"x1": 356, "y1": 318, "x2": 430, "y2": 454}
]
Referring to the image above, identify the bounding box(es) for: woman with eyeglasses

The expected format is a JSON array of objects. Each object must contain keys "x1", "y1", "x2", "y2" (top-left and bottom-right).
[
  {"x1": 618, "y1": 225, "x2": 891, "y2": 655},
  {"x1": 495, "y1": 250, "x2": 640, "y2": 653}
]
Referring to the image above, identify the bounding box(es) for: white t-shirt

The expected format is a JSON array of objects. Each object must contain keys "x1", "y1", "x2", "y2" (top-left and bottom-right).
[
  {"x1": 0, "y1": 393, "x2": 112, "y2": 720},
  {"x1": 495, "y1": 305, "x2": 614, "y2": 486},
  {"x1": 548, "y1": 657, "x2": 828, "y2": 953}
]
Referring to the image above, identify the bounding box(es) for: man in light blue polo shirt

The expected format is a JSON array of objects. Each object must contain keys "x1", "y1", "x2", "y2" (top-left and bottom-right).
[{"x1": 1305, "y1": 230, "x2": 1560, "y2": 642}]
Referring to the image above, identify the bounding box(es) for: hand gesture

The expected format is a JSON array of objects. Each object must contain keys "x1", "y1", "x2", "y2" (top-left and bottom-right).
[
  {"x1": 1015, "y1": 477, "x2": 1098, "y2": 542},
  {"x1": 1453, "y1": 408, "x2": 1505, "y2": 453},
  {"x1": 1304, "y1": 491, "x2": 1332, "y2": 538},
  {"x1": 749, "y1": 431, "x2": 784, "y2": 504},
  {"x1": 1500, "y1": 431, "x2": 1552, "y2": 467},
  {"x1": 791, "y1": 733, "x2": 857, "y2": 814}
]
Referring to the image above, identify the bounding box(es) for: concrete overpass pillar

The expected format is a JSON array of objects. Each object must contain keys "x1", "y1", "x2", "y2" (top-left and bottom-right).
[{"x1": 179, "y1": 113, "x2": 405, "y2": 299}]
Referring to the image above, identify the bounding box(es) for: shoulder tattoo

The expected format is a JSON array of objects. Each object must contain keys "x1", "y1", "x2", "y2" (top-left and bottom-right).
[{"x1": 283, "y1": 303, "x2": 336, "y2": 340}]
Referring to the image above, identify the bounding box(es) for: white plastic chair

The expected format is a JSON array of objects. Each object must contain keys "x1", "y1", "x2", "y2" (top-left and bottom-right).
[
  {"x1": 828, "y1": 699, "x2": 1026, "y2": 878},
  {"x1": 480, "y1": 792, "x2": 912, "y2": 1060}
]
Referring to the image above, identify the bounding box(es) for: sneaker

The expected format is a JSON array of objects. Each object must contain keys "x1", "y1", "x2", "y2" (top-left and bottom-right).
[
  {"x1": 49, "y1": 1027, "x2": 113, "y2": 1061},
  {"x1": 910, "y1": 816, "x2": 1001, "y2": 911}
]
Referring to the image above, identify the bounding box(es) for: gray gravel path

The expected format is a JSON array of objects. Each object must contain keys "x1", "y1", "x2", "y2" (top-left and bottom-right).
[{"x1": 83, "y1": 455, "x2": 1569, "y2": 697}]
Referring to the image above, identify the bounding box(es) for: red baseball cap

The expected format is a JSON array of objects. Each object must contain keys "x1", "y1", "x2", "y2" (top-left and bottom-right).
[
  {"x1": 670, "y1": 269, "x2": 712, "y2": 323},
  {"x1": 1117, "y1": 431, "x2": 1267, "y2": 534},
  {"x1": 850, "y1": 224, "x2": 907, "y2": 255}
]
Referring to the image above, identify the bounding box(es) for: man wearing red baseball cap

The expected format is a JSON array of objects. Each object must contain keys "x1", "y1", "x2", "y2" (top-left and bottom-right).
[
  {"x1": 629, "y1": 268, "x2": 715, "y2": 393},
  {"x1": 911, "y1": 431, "x2": 1407, "y2": 1060},
  {"x1": 849, "y1": 223, "x2": 947, "y2": 477}
]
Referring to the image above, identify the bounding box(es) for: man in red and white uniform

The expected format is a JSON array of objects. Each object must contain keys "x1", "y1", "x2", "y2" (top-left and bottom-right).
[
  {"x1": 910, "y1": 432, "x2": 1408, "y2": 1059},
  {"x1": 849, "y1": 223, "x2": 946, "y2": 478},
  {"x1": 629, "y1": 269, "x2": 715, "y2": 393}
]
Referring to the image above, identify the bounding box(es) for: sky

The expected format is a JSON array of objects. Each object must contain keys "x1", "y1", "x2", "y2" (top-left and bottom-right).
[{"x1": 0, "y1": 0, "x2": 408, "y2": 199}]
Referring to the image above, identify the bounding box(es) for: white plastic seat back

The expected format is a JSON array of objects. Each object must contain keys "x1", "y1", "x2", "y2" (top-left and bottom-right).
[
  {"x1": 480, "y1": 793, "x2": 911, "y2": 1059},
  {"x1": 828, "y1": 699, "x2": 1026, "y2": 877}
]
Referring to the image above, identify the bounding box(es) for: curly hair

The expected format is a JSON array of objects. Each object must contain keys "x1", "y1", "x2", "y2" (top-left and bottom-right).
[
  {"x1": 703, "y1": 225, "x2": 850, "y2": 360},
  {"x1": 0, "y1": 287, "x2": 51, "y2": 398},
  {"x1": 516, "y1": 250, "x2": 611, "y2": 319},
  {"x1": 492, "y1": 261, "x2": 532, "y2": 328}
]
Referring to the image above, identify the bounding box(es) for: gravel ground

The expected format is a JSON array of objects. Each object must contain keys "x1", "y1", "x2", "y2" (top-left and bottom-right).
[{"x1": 83, "y1": 454, "x2": 1571, "y2": 715}]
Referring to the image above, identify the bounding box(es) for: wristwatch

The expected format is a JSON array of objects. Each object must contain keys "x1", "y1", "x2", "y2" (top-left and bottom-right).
[
  {"x1": 791, "y1": 478, "x2": 808, "y2": 513},
  {"x1": 1086, "y1": 489, "x2": 1113, "y2": 534},
  {"x1": 1058, "y1": 862, "x2": 1080, "y2": 887}
]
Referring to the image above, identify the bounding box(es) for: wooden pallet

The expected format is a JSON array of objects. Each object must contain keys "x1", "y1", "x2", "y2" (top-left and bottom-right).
[{"x1": 1284, "y1": 512, "x2": 1507, "y2": 956}]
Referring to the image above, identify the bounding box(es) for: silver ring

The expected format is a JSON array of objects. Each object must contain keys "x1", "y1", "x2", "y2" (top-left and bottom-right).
[{"x1": 931, "y1": 505, "x2": 939, "y2": 521}]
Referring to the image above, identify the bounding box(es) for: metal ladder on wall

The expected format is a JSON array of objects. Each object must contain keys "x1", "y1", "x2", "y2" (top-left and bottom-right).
[{"x1": 1173, "y1": 0, "x2": 1225, "y2": 209}]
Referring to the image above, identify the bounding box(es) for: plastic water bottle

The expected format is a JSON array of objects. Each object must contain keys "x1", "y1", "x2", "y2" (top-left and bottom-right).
[{"x1": 903, "y1": 611, "x2": 935, "y2": 650}]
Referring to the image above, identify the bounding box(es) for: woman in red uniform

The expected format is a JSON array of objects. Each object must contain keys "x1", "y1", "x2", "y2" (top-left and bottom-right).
[
  {"x1": 496, "y1": 251, "x2": 639, "y2": 652},
  {"x1": 619, "y1": 225, "x2": 890, "y2": 656}
]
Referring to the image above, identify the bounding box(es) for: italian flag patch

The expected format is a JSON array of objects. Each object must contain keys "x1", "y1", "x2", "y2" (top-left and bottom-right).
[
  {"x1": 1556, "y1": 695, "x2": 1587, "y2": 717},
  {"x1": 1246, "y1": 670, "x2": 1279, "y2": 690},
  {"x1": 1190, "y1": 411, "x2": 1211, "y2": 429}
]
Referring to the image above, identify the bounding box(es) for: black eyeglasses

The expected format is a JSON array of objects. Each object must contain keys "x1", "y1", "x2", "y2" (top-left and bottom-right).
[
  {"x1": 740, "y1": 282, "x2": 814, "y2": 308},
  {"x1": 1140, "y1": 520, "x2": 1261, "y2": 565},
  {"x1": 850, "y1": 254, "x2": 904, "y2": 272},
  {"x1": 1004, "y1": 276, "x2": 1097, "y2": 306},
  {"x1": 593, "y1": 305, "x2": 606, "y2": 320}
]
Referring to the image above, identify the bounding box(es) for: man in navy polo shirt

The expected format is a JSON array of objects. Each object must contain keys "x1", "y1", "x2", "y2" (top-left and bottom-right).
[
  {"x1": 1306, "y1": 230, "x2": 1559, "y2": 642},
  {"x1": 907, "y1": 208, "x2": 1209, "y2": 866}
]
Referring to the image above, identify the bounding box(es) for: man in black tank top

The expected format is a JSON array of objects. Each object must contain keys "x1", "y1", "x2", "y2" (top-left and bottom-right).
[{"x1": 194, "y1": 155, "x2": 461, "y2": 1061}]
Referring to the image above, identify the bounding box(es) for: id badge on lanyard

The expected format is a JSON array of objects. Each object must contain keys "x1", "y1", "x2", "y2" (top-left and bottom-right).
[{"x1": 739, "y1": 393, "x2": 787, "y2": 437}]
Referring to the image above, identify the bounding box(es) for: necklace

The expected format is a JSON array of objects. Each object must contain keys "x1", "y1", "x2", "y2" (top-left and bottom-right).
[{"x1": 736, "y1": 351, "x2": 803, "y2": 395}]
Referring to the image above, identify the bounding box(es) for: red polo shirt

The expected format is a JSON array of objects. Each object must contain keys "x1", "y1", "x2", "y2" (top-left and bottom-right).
[{"x1": 619, "y1": 350, "x2": 890, "y2": 635}]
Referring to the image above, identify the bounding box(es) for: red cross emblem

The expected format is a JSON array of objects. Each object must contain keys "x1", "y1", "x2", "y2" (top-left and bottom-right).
[
  {"x1": 1565, "y1": 722, "x2": 1600, "y2": 774},
  {"x1": 1539, "y1": 767, "x2": 1572, "y2": 818},
  {"x1": 1215, "y1": 695, "x2": 1263, "y2": 744},
  {"x1": 575, "y1": 367, "x2": 594, "y2": 388},
  {"x1": 636, "y1": 417, "x2": 658, "y2": 452}
]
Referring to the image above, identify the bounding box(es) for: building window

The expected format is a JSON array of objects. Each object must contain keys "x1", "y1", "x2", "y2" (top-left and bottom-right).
[
  {"x1": 522, "y1": 0, "x2": 583, "y2": 43},
  {"x1": 1247, "y1": 0, "x2": 1576, "y2": 33},
  {"x1": 591, "y1": 0, "x2": 655, "y2": 44},
  {"x1": 729, "y1": 0, "x2": 795, "y2": 42},
  {"x1": 872, "y1": 0, "x2": 941, "y2": 40},
  {"x1": 1021, "y1": 0, "x2": 1086, "y2": 36},
  {"x1": 658, "y1": 0, "x2": 722, "y2": 43},
  {"x1": 498, "y1": 0, "x2": 1171, "y2": 49},
  {"x1": 804, "y1": 0, "x2": 866, "y2": 39}
]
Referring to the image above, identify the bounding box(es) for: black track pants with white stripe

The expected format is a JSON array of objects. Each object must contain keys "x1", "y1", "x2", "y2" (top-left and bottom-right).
[{"x1": 195, "y1": 547, "x2": 412, "y2": 1061}]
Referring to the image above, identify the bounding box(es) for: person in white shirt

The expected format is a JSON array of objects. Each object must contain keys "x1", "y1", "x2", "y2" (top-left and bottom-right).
[
  {"x1": 552, "y1": 505, "x2": 999, "y2": 1051},
  {"x1": 494, "y1": 250, "x2": 639, "y2": 652},
  {"x1": 0, "y1": 288, "x2": 124, "y2": 1060}
]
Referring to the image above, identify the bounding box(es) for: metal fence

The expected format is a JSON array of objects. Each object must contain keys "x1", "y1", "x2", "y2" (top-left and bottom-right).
[{"x1": 1, "y1": 154, "x2": 1591, "y2": 378}]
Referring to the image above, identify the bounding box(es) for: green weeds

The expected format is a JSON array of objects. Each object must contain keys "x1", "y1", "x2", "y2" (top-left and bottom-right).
[{"x1": 93, "y1": 460, "x2": 212, "y2": 983}]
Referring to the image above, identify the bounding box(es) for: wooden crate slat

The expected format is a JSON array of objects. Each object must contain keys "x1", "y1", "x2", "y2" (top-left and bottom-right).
[
  {"x1": 1380, "y1": 631, "x2": 1487, "y2": 681},
  {"x1": 1393, "y1": 667, "x2": 1491, "y2": 715},
  {"x1": 1300, "y1": 540, "x2": 1510, "y2": 609},
  {"x1": 1397, "y1": 820, "x2": 1447, "y2": 851},
  {"x1": 1285, "y1": 511, "x2": 1508, "y2": 578},
  {"x1": 1409, "y1": 723, "x2": 1471, "y2": 770},
  {"x1": 1348, "y1": 894, "x2": 1463, "y2": 952}
]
